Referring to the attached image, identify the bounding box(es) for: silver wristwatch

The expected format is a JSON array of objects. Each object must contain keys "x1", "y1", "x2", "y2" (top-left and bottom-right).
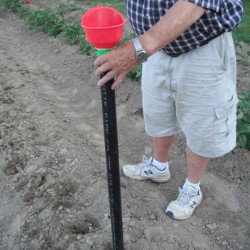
[{"x1": 132, "y1": 38, "x2": 148, "y2": 63}]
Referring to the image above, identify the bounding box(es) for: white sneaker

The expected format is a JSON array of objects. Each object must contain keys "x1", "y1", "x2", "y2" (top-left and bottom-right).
[
  {"x1": 122, "y1": 156, "x2": 170, "y2": 183},
  {"x1": 165, "y1": 185, "x2": 202, "y2": 220}
]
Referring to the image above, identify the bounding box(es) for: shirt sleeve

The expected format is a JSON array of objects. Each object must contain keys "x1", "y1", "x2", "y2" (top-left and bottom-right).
[
  {"x1": 185, "y1": 0, "x2": 243, "y2": 30},
  {"x1": 184, "y1": 0, "x2": 221, "y2": 12}
]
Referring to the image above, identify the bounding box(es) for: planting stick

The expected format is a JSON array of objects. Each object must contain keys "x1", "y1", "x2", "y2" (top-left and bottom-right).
[
  {"x1": 81, "y1": 5, "x2": 125, "y2": 248},
  {"x1": 98, "y1": 49, "x2": 124, "y2": 250}
]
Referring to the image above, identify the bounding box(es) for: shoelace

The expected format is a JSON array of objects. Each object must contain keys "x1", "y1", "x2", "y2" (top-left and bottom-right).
[
  {"x1": 176, "y1": 187, "x2": 197, "y2": 207},
  {"x1": 137, "y1": 155, "x2": 152, "y2": 169}
]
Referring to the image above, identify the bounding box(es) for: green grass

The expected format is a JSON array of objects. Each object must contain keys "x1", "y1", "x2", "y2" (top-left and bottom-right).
[
  {"x1": 232, "y1": 0, "x2": 250, "y2": 44},
  {"x1": 237, "y1": 86, "x2": 250, "y2": 150},
  {"x1": 91, "y1": 0, "x2": 125, "y2": 14}
]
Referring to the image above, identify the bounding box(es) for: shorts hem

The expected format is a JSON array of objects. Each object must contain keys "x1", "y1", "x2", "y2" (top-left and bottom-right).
[
  {"x1": 188, "y1": 142, "x2": 237, "y2": 158},
  {"x1": 146, "y1": 130, "x2": 181, "y2": 138}
]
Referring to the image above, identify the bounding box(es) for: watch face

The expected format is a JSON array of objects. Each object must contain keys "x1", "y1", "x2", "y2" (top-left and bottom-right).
[{"x1": 137, "y1": 50, "x2": 148, "y2": 63}]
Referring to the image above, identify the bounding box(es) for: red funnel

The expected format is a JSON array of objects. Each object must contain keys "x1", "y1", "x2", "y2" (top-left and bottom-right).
[{"x1": 81, "y1": 4, "x2": 125, "y2": 49}]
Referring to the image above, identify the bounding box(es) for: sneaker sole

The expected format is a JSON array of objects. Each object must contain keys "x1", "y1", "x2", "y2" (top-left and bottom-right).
[
  {"x1": 122, "y1": 169, "x2": 170, "y2": 183},
  {"x1": 150, "y1": 175, "x2": 171, "y2": 183}
]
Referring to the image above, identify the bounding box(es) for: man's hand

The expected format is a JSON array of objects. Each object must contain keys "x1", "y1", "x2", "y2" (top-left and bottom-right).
[
  {"x1": 94, "y1": 0, "x2": 205, "y2": 90},
  {"x1": 94, "y1": 41, "x2": 139, "y2": 90}
]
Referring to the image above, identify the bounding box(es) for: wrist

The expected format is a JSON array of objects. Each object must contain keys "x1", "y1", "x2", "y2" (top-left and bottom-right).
[
  {"x1": 132, "y1": 38, "x2": 148, "y2": 63},
  {"x1": 138, "y1": 34, "x2": 159, "y2": 57}
]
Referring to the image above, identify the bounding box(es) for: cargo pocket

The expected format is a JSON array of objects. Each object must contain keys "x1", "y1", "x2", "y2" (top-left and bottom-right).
[{"x1": 214, "y1": 96, "x2": 237, "y2": 140}]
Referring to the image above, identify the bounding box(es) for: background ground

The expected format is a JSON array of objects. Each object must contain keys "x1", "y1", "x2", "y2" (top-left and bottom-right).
[{"x1": 0, "y1": 2, "x2": 249, "y2": 250}]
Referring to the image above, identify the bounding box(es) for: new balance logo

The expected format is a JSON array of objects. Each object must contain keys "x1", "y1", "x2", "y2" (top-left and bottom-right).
[
  {"x1": 144, "y1": 169, "x2": 153, "y2": 176},
  {"x1": 190, "y1": 201, "x2": 197, "y2": 208}
]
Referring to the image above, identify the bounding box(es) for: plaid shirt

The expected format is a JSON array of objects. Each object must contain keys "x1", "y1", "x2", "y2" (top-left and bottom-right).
[{"x1": 125, "y1": 0, "x2": 243, "y2": 56}]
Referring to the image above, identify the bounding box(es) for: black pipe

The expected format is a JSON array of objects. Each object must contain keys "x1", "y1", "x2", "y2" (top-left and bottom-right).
[{"x1": 100, "y1": 75, "x2": 124, "y2": 250}]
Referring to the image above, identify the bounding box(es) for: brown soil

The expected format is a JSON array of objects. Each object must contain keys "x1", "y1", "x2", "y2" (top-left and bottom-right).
[{"x1": 0, "y1": 2, "x2": 249, "y2": 250}]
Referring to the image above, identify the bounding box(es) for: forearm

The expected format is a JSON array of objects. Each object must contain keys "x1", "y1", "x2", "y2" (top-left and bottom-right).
[{"x1": 139, "y1": 0, "x2": 205, "y2": 56}]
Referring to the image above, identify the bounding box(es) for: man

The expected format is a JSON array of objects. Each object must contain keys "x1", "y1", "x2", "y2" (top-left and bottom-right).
[{"x1": 94, "y1": 0, "x2": 243, "y2": 220}]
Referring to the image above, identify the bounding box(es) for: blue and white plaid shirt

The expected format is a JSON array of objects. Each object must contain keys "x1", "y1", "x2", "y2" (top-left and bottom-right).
[{"x1": 125, "y1": 0, "x2": 243, "y2": 56}]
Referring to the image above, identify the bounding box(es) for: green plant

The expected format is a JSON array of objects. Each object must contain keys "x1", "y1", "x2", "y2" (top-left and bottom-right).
[
  {"x1": 26, "y1": 8, "x2": 64, "y2": 36},
  {"x1": 0, "y1": 0, "x2": 22, "y2": 12},
  {"x1": 235, "y1": 41, "x2": 250, "y2": 65},
  {"x1": 91, "y1": 0, "x2": 125, "y2": 14},
  {"x1": 127, "y1": 65, "x2": 142, "y2": 81},
  {"x1": 18, "y1": 5, "x2": 29, "y2": 18},
  {"x1": 59, "y1": 17, "x2": 84, "y2": 45},
  {"x1": 79, "y1": 37, "x2": 96, "y2": 55},
  {"x1": 232, "y1": 0, "x2": 250, "y2": 44},
  {"x1": 237, "y1": 85, "x2": 250, "y2": 150}
]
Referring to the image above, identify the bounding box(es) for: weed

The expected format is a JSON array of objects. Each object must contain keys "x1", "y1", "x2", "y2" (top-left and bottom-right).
[
  {"x1": 0, "y1": 0, "x2": 22, "y2": 12},
  {"x1": 79, "y1": 37, "x2": 96, "y2": 55},
  {"x1": 27, "y1": 8, "x2": 64, "y2": 36},
  {"x1": 235, "y1": 41, "x2": 250, "y2": 65},
  {"x1": 127, "y1": 66, "x2": 142, "y2": 81},
  {"x1": 237, "y1": 85, "x2": 250, "y2": 150},
  {"x1": 59, "y1": 17, "x2": 84, "y2": 45},
  {"x1": 91, "y1": 0, "x2": 125, "y2": 14},
  {"x1": 232, "y1": 0, "x2": 250, "y2": 44}
]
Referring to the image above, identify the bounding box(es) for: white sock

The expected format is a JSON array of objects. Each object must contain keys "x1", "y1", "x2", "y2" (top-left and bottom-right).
[
  {"x1": 183, "y1": 178, "x2": 200, "y2": 191},
  {"x1": 152, "y1": 157, "x2": 168, "y2": 171}
]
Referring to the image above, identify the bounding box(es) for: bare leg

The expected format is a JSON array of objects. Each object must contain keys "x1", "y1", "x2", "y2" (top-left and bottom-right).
[
  {"x1": 185, "y1": 146, "x2": 209, "y2": 183},
  {"x1": 153, "y1": 135, "x2": 175, "y2": 162}
]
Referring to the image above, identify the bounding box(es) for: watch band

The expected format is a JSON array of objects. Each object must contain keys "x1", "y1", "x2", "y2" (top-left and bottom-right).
[
  {"x1": 132, "y1": 38, "x2": 148, "y2": 63},
  {"x1": 132, "y1": 38, "x2": 142, "y2": 51}
]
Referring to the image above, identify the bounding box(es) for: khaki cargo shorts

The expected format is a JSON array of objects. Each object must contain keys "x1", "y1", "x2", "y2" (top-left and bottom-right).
[{"x1": 141, "y1": 32, "x2": 238, "y2": 158}]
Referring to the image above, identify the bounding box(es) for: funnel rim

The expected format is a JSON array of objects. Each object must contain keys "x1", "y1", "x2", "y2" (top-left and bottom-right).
[
  {"x1": 81, "y1": 20, "x2": 125, "y2": 30},
  {"x1": 81, "y1": 5, "x2": 125, "y2": 30}
]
